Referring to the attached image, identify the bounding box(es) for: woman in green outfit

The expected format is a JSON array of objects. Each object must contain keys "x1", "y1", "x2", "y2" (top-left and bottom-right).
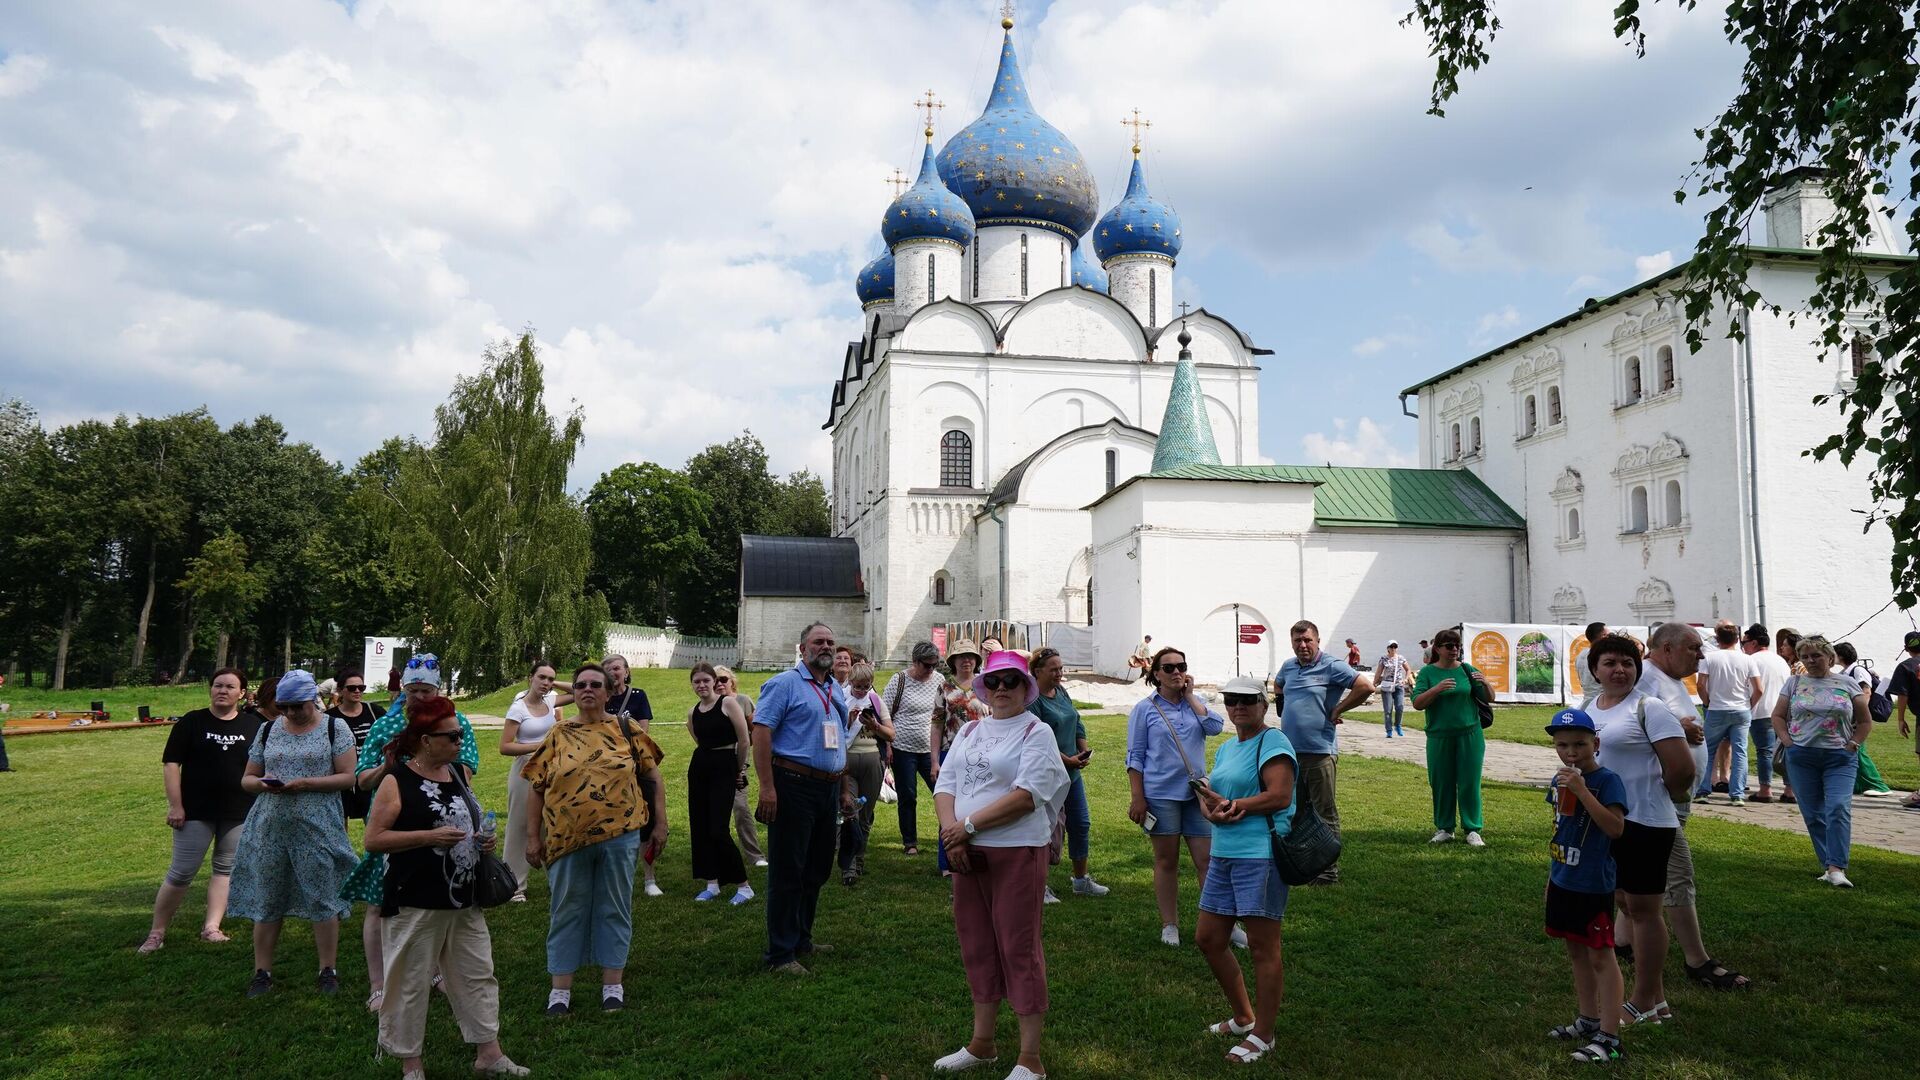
[{"x1": 1410, "y1": 628, "x2": 1492, "y2": 847}]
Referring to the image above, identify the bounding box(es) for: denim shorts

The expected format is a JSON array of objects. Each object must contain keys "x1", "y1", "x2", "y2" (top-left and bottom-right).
[
  {"x1": 1199, "y1": 856, "x2": 1289, "y2": 922},
  {"x1": 1145, "y1": 796, "x2": 1211, "y2": 838}
]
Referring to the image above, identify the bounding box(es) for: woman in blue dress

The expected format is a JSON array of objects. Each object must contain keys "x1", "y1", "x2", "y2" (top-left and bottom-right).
[{"x1": 227, "y1": 670, "x2": 360, "y2": 998}]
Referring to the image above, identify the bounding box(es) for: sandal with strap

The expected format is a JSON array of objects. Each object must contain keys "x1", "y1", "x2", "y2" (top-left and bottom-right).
[
  {"x1": 1227, "y1": 1034, "x2": 1273, "y2": 1064},
  {"x1": 1548, "y1": 1019, "x2": 1598, "y2": 1041},
  {"x1": 1684, "y1": 957, "x2": 1751, "y2": 990},
  {"x1": 1207, "y1": 1017, "x2": 1255, "y2": 1036},
  {"x1": 137, "y1": 932, "x2": 165, "y2": 955},
  {"x1": 1621, "y1": 1000, "x2": 1667, "y2": 1026},
  {"x1": 1569, "y1": 1038, "x2": 1623, "y2": 1063},
  {"x1": 199, "y1": 927, "x2": 230, "y2": 944}
]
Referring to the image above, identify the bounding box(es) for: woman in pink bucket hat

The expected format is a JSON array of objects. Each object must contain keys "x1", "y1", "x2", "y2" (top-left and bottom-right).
[{"x1": 931, "y1": 651, "x2": 1071, "y2": 1080}]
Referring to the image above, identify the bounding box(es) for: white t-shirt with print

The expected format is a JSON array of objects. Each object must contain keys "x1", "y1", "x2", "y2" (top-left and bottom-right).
[
  {"x1": 932, "y1": 713, "x2": 1070, "y2": 848},
  {"x1": 1590, "y1": 689, "x2": 1686, "y2": 829},
  {"x1": 1697, "y1": 647, "x2": 1756, "y2": 712}
]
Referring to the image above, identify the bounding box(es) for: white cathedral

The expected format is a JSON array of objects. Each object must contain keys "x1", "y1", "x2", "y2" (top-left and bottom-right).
[{"x1": 742, "y1": 11, "x2": 1912, "y2": 680}]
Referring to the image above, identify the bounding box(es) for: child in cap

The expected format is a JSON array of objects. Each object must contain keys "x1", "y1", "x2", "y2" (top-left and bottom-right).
[{"x1": 1542, "y1": 708, "x2": 1631, "y2": 1064}]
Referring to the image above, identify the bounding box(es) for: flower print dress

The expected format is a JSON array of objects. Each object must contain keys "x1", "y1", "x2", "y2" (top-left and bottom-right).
[
  {"x1": 228, "y1": 717, "x2": 360, "y2": 923},
  {"x1": 341, "y1": 702, "x2": 481, "y2": 904}
]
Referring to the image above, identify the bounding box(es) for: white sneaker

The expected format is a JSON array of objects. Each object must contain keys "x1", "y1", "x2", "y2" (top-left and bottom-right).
[
  {"x1": 1861, "y1": 788, "x2": 1894, "y2": 797},
  {"x1": 1041, "y1": 886, "x2": 1060, "y2": 904},
  {"x1": 1465, "y1": 831, "x2": 1486, "y2": 848},
  {"x1": 1430, "y1": 830, "x2": 1454, "y2": 844},
  {"x1": 1160, "y1": 924, "x2": 1180, "y2": 947},
  {"x1": 643, "y1": 881, "x2": 664, "y2": 898},
  {"x1": 1071, "y1": 875, "x2": 1110, "y2": 897},
  {"x1": 1825, "y1": 869, "x2": 1855, "y2": 888},
  {"x1": 932, "y1": 1046, "x2": 997, "y2": 1072},
  {"x1": 754, "y1": 858, "x2": 770, "y2": 868},
  {"x1": 1229, "y1": 924, "x2": 1248, "y2": 949},
  {"x1": 1002, "y1": 1068, "x2": 1045, "y2": 1080}
]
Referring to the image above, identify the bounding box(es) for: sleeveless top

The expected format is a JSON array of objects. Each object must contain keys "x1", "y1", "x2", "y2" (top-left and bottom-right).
[
  {"x1": 690, "y1": 699, "x2": 737, "y2": 751},
  {"x1": 845, "y1": 689, "x2": 882, "y2": 754},
  {"x1": 508, "y1": 691, "x2": 559, "y2": 744},
  {"x1": 382, "y1": 762, "x2": 478, "y2": 915}
]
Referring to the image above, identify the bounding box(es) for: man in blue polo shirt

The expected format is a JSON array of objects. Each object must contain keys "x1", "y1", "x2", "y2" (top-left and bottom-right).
[
  {"x1": 1272, "y1": 619, "x2": 1373, "y2": 884},
  {"x1": 753, "y1": 621, "x2": 856, "y2": 974}
]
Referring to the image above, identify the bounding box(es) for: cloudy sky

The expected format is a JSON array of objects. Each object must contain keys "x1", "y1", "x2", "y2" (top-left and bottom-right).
[{"x1": 0, "y1": 0, "x2": 1747, "y2": 484}]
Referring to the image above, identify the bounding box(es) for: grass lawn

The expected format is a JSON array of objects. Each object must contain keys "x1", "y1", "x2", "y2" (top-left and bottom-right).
[
  {"x1": 3, "y1": 678, "x2": 1917, "y2": 1079},
  {"x1": 1350, "y1": 704, "x2": 1920, "y2": 792},
  {"x1": 0, "y1": 683, "x2": 215, "y2": 724}
]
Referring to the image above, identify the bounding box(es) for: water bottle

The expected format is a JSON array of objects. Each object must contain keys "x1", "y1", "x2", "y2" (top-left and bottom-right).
[{"x1": 480, "y1": 810, "x2": 497, "y2": 838}]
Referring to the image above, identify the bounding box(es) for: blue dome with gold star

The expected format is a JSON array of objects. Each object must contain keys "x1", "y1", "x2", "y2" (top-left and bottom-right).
[
  {"x1": 1092, "y1": 154, "x2": 1182, "y2": 263},
  {"x1": 1070, "y1": 240, "x2": 1107, "y2": 292},
  {"x1": 856, "y1": 247, "x2": 895, "y2": 308},
  {"x1": 937, "y1": 29, "x2": 1099, "y2": 240},
  {"x1": 882, "y1": 141, "x2": 975, "y2": 249}
]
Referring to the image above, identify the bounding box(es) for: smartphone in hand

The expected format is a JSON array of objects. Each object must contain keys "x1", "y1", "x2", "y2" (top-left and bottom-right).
[
  {"x1": 1142, "y1": 810, "x2": 1158, "y2": 833},
  {"x1": 260, "y1": 777, "x2": 286, "y2": 789}
]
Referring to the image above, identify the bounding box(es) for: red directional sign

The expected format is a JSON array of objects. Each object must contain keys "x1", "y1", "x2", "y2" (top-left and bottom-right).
[
  {"x1": 1239, "y1": 633, "x2": 1263, "y2": 644},
  {"x1": 1241, "y1": 624, "x2": 1267, "y2": 634}
]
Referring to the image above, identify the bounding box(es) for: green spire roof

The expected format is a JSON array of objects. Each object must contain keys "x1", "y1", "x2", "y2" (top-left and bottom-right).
[{"x1": 1151, "y1": 326, "x2": 1221, "y2": 471}]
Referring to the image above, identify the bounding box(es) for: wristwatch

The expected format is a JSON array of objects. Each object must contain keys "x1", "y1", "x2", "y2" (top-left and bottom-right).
[{"x1": 963, "y1": 816, "x2": 977, "y2": 836}]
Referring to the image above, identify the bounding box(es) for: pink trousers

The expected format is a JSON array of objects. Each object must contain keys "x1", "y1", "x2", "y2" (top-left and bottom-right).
[{"x1": 951, "y1": 844, "x2": 1049, "y2": 1015}]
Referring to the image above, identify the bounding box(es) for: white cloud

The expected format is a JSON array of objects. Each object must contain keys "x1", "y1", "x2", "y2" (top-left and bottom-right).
[
  {"x1": 1351, "y1": 332, "x2": 1419, "y2": 357},
  {"x1": 1634, "y1": 250, "x2": 1675, "y2": 278},
  {"x1": 0, "y1": 53, "x2": 50, "y2": 97},
  {"x1": 1300, "y1": 417, "x2": 1418, "y2": 468},
  {"x1": 1474, "y1": 305, "x2": 1522, "y2": 338}
]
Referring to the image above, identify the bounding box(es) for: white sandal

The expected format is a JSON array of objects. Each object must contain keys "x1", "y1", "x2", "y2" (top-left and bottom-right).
[
  {"x1": 1207, "y1": 1017, "x2": 1255, "y2": 1036},
  {"x1": 933, "y1": 1046, "x2": 997, "y2": 1072},
  {"x1": 1227, "y1": 1034, "x2": 1273, "y2": 1064},
  {"x1": 366, "y1": 989, "x2": 385, "y2": 1013}
]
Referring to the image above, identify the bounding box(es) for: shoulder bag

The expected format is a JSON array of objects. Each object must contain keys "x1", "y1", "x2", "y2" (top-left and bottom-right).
[
  {"x1": 1469, "y1": 666, "x2": 1495, "y2": 729},
  {"x1": 447, "y1": 765, "x2": 519, "y2": 908},
  {"x1": 1254, "y1": 729, "x2": 1341, "y2": 886},
  {"x1": 617, "y1": 713, "x2": 662, "y2": 842},
  {"x1": 1147, "y1": 695, "x2": 1207, "y2": 795}
]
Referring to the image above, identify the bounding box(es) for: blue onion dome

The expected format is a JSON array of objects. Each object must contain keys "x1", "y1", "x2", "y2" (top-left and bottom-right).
[
  {"x1": 882, "y1": 139, "x2": 975, "y2": 249},
  {"x1": 1070, "y1": 240, "x2": 1107, "y2": 292},
  {"x1": 1092, "y1": 152, "x2": 1183, "y2": 263},
  {"x1": 856, "y1": 247, "x2": 895, "y2": 308},
  {"x1": 936, "y1": 26, "x2": 1099, "y2": 240}
]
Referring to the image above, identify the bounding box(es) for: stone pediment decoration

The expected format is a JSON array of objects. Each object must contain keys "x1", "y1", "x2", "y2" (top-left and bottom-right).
[
  {"x1": 1548, "y1": 584, "x2": 1587, "y2": 620},
  {"x1": 1628, "y1": 577, "x2": 1676, "y2": 619},
  {"x1": 1550, "y1": 467, "x2": 1583, "y2": 499},
  {"x1": 1641, "y1": 298, "x2": 1676, "y2": 335},
  {"x1": 1438, "y1": 383, "x2": 1483, "y2": 417},
  {"x1": 1610, "y1": 316, "x2": 1643, "y2": 345},
  {"x1": 1508, "y1": 345, "x2": 1564, "y2": 389},
  {"x1": 1612, "y1": 433, "x2": 1687, "y2": 477}
]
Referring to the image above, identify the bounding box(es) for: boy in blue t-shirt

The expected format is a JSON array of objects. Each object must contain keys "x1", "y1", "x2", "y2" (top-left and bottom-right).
[{"x1": 1542, "y1": 708, "x2": 1630, "y2": 1064}]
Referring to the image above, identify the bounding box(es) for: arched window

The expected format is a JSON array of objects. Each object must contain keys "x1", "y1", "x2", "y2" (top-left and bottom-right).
[
  {"x1": 927, "y1": 253, "x2": 936, "y2": 298},
  {"x1": 1086, "y1": 576, "x2": 1095, "y2": 626},
  {"x1": 1449, "y1": 423, "x2": 1462, "y2": 461},
  {"x1": 1019, "y1": 233, "x2": 1028, "y2": 296},
  {"x1": 1629, "y1": 485, "x2": 1649, "y2": 532},
  {"x1": 1567, "y1": 507, "x2": 1582, "y2": 540},
  {"x1": 1105, "y1": 448, "x2": 1117, "y2": 491},
  {"x1": 932, "y1": 571, "x2": 950, "y2": 606},
  {"x1": 1625, "y1": 357, "x2": 1643, "y2": 402},
  {"x1": 1547, "y1": 385, "x2": 1563, "y2": 425},
  {"x1": 1657, "y1": 345, "x2": 1675, "y2": 392},
  {"x1": 940, "y1": 430, "x2": 972, "y2": 487},
  {"x1": 1851, "y1": 336, "x2": 1874, "y2": 378},
  {"x1": 1469, "y1": 416, "x2": 1483, "y2": 453},
  {"x1": 1664, "y1": 479, "x2": 1682, "y2": 527},
  {"x1": 1149, "y1": 267, "x2": 1158, "y2": 326},
  {"x1": 1061, "y1": 245, "x2": 1068, "y2": 288},
  {"x1": 1523, "y1": 394, "x2": 1538, "y2": 436},
  {"x1": 972, "y1": 242, "x2": 980, "y2": 297}
]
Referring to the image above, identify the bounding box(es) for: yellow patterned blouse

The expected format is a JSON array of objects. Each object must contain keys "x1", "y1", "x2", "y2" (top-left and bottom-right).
[{"x1": 520, "y1": 714, "x2": 661, "y2": 862}]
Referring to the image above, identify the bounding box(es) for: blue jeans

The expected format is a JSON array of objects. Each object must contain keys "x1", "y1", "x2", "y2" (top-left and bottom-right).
[
  {"x1": 1748, "y1": 716, "x2": 1777, "y2": 788},
  {"x1": 1784, "y1": 746, "x2": 1858, "y2": 870},
  {"x1": 1698, "y1": 709, "x2": 1750, "y2": 798},
  {"x1": 545, "y1": 829, "x2": 642, "y2": 975},
  {"x1": 1064, "y1": 771, "x2": 1091, "y2": 863},
  {"x1": 891, "y1": 749, "x2": 937, "y2": 848},
  {"x1": 1380, "y1": 686, "x2": 1406, "y2": 734}
]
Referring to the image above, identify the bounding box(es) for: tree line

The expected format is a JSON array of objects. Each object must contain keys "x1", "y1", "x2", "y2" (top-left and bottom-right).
[{"x1": 0, "y1": 332, "x2": 827, "y2": 692}]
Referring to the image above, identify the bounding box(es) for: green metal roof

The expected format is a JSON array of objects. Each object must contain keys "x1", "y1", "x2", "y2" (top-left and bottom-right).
[
  {"x1": 1092, "y1": 463, "x2": 1525, "y2": 530},
  {"x1": 1150, "y1": 344, "x2": 1223, "y2": 471}
]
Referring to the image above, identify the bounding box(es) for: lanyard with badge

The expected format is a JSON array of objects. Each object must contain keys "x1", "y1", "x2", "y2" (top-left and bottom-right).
[{"x1": 805, "y1": 676, "x2": 841, "y2": 751}]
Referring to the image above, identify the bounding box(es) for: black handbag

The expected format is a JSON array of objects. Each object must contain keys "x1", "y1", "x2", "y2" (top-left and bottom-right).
[
  {"x1": 448, "y1": 767, "x2": 519, "y2": 908},
  {"x1": 1258, "y1": 731, "x2": 1342, "y2": 886}
]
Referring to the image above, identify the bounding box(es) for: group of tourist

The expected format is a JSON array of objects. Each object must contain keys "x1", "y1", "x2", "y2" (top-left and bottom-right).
[{"x1": 128, "y1": 611, "x2": 1914, "y2": 1077}]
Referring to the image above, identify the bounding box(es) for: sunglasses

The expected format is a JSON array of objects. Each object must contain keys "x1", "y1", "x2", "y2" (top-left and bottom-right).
[
  {"x1": 574, "y1": 679, "x2": 606, "y2": 690},
  {"x1": 405, "y1": 657, "x2": 439, "y2": 670},
  {"x1": 980, "y1": 672, "x2": 1027, "y2": 692},
  {"x1": 424, "y1": 730, "x2": 462, "y2": 742},
  {"x1": 342, "y1": 684, "x2": 366, "y2": 692},
  {"x1": 1224, "y1": 693, "x2": 1263, "y2": 707},
  {"x1": 1159, "y1": 662, "x2": 1188, "y2": 674}
]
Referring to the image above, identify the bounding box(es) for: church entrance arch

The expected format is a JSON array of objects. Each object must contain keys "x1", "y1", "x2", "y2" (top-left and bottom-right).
[{"x1": 1197, "y1": 602, "x2": 1278, "y2": 683}]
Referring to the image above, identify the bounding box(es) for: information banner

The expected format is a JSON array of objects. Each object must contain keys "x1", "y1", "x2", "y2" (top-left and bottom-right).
[
  {"x1": 1463, "y1": 624, "x2": 1564, "y2": 704},
  {"x1": 1562, "y1": 625, "x2": 1647, "y2": 703}
]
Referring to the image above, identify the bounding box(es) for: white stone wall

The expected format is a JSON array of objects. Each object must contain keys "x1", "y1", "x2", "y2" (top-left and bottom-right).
[
  {"x1": 1106, "y1": 255, "x2": 1173, "y2": 330},
  {"x1": 892, "y1": 239, "x2": 964, "y2": 316},
  {"x1": 737, "y1": 596, "x2": 867, "y2": 670},
  {"x1": 1091, "y1": 478, "x2": 1520, "y2": 682},
  {"x1": 969, "y1": 226, "x2": 1072, "y2": 304}
]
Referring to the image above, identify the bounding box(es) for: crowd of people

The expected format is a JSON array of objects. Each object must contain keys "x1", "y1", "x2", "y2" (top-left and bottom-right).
[{"x1": 128, "y1": 613, "x2": 1915, "y2": 1076}]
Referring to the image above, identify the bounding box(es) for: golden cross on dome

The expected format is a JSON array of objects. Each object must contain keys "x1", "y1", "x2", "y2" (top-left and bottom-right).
[
  {"x1": 914, "y1": 90, "x2": 944, "y2": 139},
  {"x1": 1121, "y1": 108, "x2": 1152, "y2": 155},
  {"x1": 1001, "y1": 1, "x2": 1016, "y2": 30},
  {"x1": 884, "y1": 168, "x2": 910, "y2": 197}
]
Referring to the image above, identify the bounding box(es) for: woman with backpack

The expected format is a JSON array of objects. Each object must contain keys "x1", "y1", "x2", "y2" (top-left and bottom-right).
[
  {"x1": 1833, "y1": 642, "x2": 1896, "y2": 797},
  {"x1": 882, "y1": 642, "x2": 949, "y2": 856},
  {"x1": 1773, "y1": 636, "x2": 1873, "y2": 887},
  {"x1": 1193, "y1": 675, "x2": 1297, "y2": 1065},
  {"x1": 226, "y1": 670, "x2": 361, "y2": 998}
]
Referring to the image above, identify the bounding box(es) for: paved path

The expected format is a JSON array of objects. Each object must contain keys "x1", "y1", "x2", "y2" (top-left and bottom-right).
[{"x1": 1061, "y1": 679, "x2": 1920, "y2": 858}]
